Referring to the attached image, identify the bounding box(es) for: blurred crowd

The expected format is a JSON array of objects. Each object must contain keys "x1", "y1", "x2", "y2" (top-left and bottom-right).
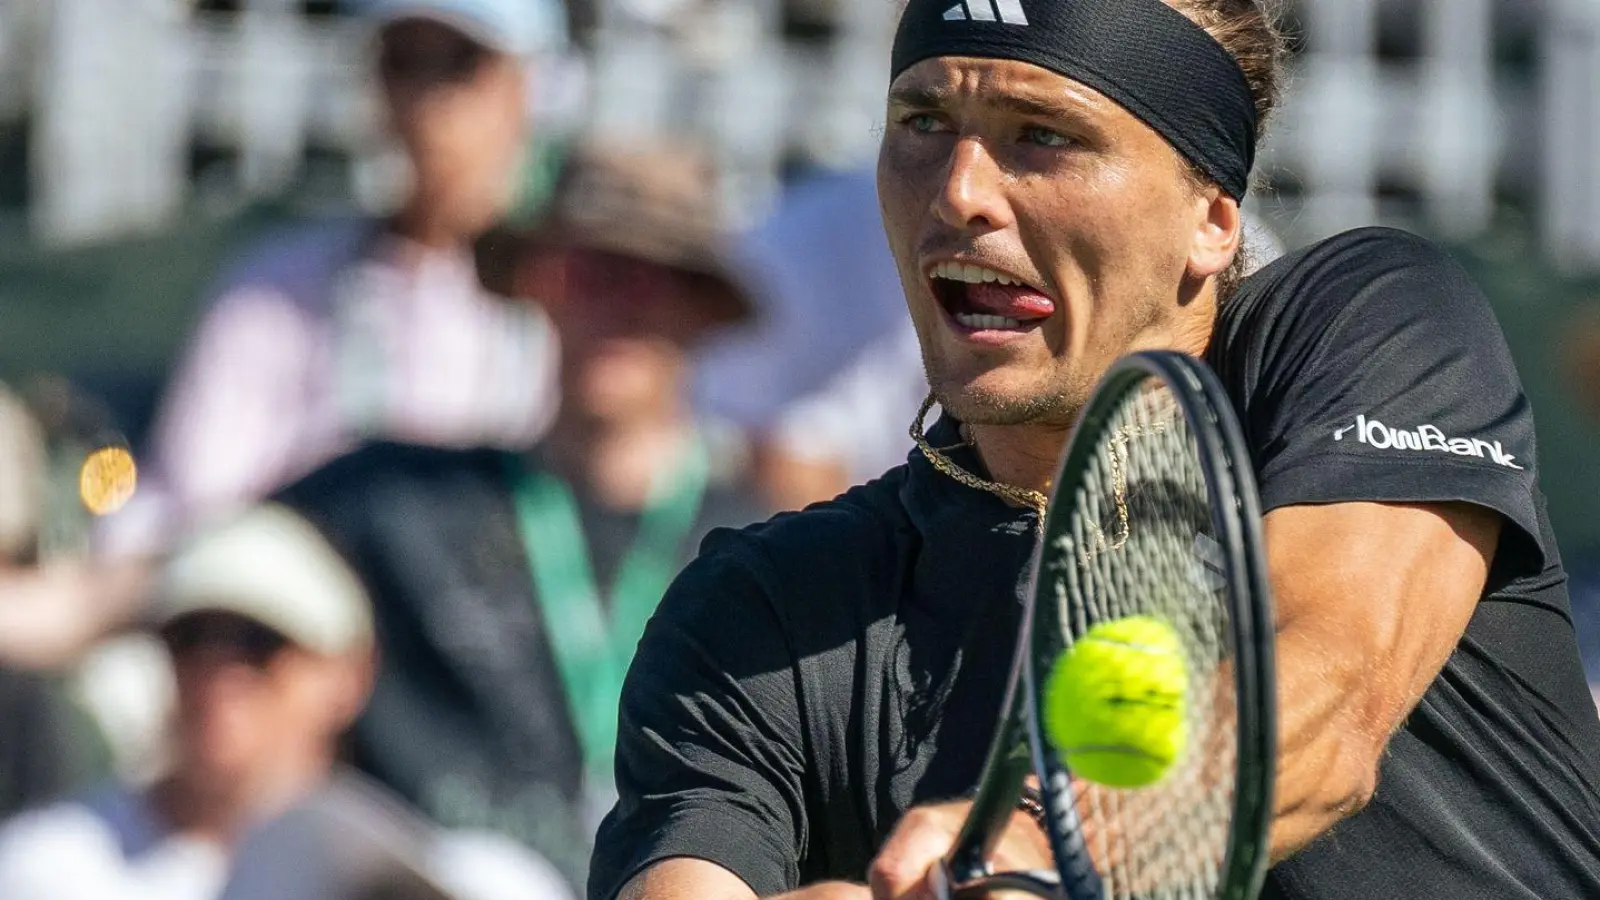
[
  {"x1": 0, "y1": 1, "x2": 1597, "y2": 900},
  {"x1": 0, "y1": 1, "x2": 921, "y2": 898}
]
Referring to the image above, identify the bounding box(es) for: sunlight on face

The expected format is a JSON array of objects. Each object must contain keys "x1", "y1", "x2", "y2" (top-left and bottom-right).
[{"x1": 876, "y1": 57, "x2": 1229, "y2": 428}]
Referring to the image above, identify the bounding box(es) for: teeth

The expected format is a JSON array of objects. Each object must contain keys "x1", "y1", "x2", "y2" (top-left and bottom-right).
[
  {"x1": 955, "y1": 312, "x2": 1024, "y2": 330},
  {"x1": 932, "y1": 261, "x2": 1024, "y2": 287}
]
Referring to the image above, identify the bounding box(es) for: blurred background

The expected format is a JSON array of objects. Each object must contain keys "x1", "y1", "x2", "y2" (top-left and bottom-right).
[{"x1": 0, "y1": 0, "x2": 1598, "y2": 898}]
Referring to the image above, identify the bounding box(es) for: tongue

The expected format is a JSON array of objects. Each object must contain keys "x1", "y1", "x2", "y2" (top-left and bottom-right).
[{"x1": 966, "y1": 282, "x2": 1055, "y2": 320}]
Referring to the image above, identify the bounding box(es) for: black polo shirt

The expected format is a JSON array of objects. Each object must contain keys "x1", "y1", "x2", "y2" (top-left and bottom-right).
[{"x1": 589, "y1": 228, "x2": 1600, "y2": 900}]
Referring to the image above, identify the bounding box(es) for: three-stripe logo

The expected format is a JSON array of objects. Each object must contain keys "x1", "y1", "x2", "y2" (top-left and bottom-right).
[{"x1": 942, "y1": 0, "x2": 1030, "y2": 25}]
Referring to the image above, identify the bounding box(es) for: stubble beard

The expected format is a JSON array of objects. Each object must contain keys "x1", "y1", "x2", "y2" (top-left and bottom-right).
[{"x1": 923, "y1": 354, "x2": 1087, "y2": 429}]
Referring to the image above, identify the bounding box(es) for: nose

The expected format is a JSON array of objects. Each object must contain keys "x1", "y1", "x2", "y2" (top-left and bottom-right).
[{"x1": 932, "y1": 137, "x2": 1014, "y2": 234}]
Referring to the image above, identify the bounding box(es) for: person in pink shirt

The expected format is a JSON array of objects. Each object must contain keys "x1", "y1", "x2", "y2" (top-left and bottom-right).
[
  {"x1": 106, "y1": 0, "x2": 572, "y2": 558},
  {"x1": 0, "y1": 0, "x2": 574, "y2": 696}
]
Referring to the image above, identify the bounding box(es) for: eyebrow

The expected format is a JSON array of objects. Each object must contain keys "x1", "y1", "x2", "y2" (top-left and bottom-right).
[{"x1": 887, "y1": 82, "x2": 1093, "y2": 124}]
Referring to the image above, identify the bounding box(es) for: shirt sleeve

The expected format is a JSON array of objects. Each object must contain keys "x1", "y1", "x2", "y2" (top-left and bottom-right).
[
  {"x1": 1233, "y1": 228, "x2": 1546, "y2": 568},
  {"x1": 588, "y1": 544, "x2": 808, "y2": 900},
  {"x1": 144, "y1": 286, "x2": 319, "y2": 524}
]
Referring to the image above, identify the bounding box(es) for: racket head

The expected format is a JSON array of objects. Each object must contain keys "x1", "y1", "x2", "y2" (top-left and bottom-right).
[{"x1": 1024, "y1": 351, "x2": 1275, "y2": 900}]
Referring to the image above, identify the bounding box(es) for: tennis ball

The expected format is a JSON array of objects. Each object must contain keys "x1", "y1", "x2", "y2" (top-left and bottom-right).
[{"x1": 1042, "y1": 616, "x2": 1189, "y2": 789}]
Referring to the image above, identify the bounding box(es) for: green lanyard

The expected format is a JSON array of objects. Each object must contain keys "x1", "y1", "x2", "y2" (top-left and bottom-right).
[{"x1": 506, "y1": 440, "x2": 710, "y2": 786}]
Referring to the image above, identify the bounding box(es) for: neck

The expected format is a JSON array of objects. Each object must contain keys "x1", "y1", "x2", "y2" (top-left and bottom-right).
[
  {"x1": 152, "y1": 749, "x2": 334, "y2": 847},
  {"x1": 965, "y1": 421, "x2": 1072, "y2": 497},
  {"x1": 389, "y1": 202, "x2": 468, "y2": 254},
  {"x1": 545, "y1": 407, "x2": 694, "y2": 512},
  {"x1": 929, "y1": 288, "x2": 1221, "y2": 505}
]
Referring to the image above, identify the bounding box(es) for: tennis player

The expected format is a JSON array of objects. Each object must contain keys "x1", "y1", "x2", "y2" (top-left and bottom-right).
[{"x1": 589, "y1": 1, "x2": 1600, "y2": 898}]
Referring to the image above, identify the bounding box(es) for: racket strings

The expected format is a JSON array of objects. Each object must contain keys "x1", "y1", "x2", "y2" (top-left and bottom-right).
[{"x1": 1042, "y1": 384, "x2": 1237, "y2": 900}]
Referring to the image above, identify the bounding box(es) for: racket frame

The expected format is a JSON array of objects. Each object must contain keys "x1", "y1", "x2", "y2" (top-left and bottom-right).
[{"x1": 936, "y1": 351, "x2": 1277, "y2": 900}]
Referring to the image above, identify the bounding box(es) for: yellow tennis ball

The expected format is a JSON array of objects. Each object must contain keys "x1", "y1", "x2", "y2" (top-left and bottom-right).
[{"x1": 1042, "y1": 615, "x2": 1189, "y2": 789}]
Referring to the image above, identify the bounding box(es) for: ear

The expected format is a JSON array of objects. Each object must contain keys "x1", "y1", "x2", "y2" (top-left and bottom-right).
[
  {"x1": 1186, "y1": 189, "x2": 1242, "y2": 281},
  {"x1": 328, "y1": 645, "x2": 378, "y2": 732}
]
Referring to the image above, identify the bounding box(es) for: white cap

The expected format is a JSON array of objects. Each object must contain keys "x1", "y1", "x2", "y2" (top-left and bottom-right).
[
  {"x1": 358, "y1": 0, "x2": 569, "y2": 57},
  {"x1": 156, "y1": 504, "x2": 374, "y2": 657}
]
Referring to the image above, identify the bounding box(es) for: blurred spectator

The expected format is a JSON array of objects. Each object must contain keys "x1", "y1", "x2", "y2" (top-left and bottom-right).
[
  {"x1": 277, "y1": 139, "x2": 766, "y2": 887},
  {"x1": 0, "y1": 502, "x2": 572, "y2": 900},
  {"x1": 0, "y1": 503, "x2": 378, "y2": 900},
  {"x1": 1562, "y1": 307, "x2": 1600, "y2": 712},
  {"x1": 220, "y1": 778, "x2": 575, "y2": 900},
  {"x1": 693, "y1": 166, "x2": 927, "y2": 510},
  {"x1": 0, "y1": 0, "x2": 575, "y2": 766},
  {"x1": 102, "y1": 0, "x2": 571, "y2": 560},
  {"x1": 0, "y1": 384, "x2": 105, "y2": 815}
]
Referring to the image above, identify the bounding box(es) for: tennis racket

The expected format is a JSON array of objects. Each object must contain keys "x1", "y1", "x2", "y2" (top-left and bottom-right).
[{"x1": 930, "y1": 350, "x2": 1276, "y2": 900}]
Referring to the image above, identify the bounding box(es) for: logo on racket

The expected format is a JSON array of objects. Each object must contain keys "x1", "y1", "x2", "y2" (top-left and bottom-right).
[{"x1": 1191, "y1": 533, "x2": 1227, "y2": 593}]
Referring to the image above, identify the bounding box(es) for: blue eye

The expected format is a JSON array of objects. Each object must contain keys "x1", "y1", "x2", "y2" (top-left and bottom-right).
[
  {"x1": 1023, "y1": 125, "x2": 1070, "y2": 147},
  {"x1": 906, "y1": 114, "x2": 946, "y2": 134}
]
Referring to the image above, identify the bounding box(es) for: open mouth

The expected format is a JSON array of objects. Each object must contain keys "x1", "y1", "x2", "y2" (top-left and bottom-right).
[{"x1": 928, "y1": 261, "x2": 1056, "y2": 334}]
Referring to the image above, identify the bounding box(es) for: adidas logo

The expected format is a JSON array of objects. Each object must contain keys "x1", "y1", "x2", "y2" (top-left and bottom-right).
[{"x1": 943, "y1": 0, "x2": 1030, "y2": 25}]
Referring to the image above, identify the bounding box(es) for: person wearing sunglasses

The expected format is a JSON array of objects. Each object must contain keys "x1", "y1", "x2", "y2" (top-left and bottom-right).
[
  {"x1": 275, "y1": 139, "x2": 768, "y2": 894},
  {"x1": 0, "y1": 504, "x2": 378, "y2": 900}
]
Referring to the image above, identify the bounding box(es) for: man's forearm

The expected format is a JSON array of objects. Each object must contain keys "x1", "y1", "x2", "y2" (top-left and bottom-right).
[
  {"x1": 1260, "y1": 502, "x2": 1496, "y2": 862},
  {"x1": 1264, "y1": 623, "x2": 1387, "y2": 861}
]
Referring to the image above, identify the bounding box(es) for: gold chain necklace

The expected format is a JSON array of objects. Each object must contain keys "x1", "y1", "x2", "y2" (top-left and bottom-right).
[{"x1": 909, "y1": 393, "x2": 1050, "y2": 526}]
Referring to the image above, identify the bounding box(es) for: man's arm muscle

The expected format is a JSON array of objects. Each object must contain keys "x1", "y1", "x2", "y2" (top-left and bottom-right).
[{"x1": 1264, "y1": 500, "x2": 1500, "y2": 859}]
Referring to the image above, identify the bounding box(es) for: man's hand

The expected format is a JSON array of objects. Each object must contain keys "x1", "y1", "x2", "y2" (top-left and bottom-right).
[
  {"x1": 867, "y1": 801, "x2": 1051, "y2": 900},
  {"x1": 613, "y1": 799, "x2": 1050, "y2": 900}
]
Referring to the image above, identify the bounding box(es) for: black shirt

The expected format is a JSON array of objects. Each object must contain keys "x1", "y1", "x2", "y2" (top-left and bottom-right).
[
  {"x1": 276, "y1": 440, "x2": 765, "y2": 889},
  {"x1": 589, "y1": 229, "x2": 1600, "y2": 900}
]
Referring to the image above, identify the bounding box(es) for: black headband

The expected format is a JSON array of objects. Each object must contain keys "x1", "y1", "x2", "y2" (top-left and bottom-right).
[{"x1": 891, "y1": 0, "x2": 1257, "y2": 200}]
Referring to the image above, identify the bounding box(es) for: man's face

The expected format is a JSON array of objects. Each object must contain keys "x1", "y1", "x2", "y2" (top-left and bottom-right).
[
  {"x1": 877, "y1": 57, "x2": 1234, "y2": 428},
  {"x1": 521, "y1": 248, "x2": 720, "y2": 424},
  {"x1": 380, "y1": 19, "x2": 528, "y2": 237},
  {"x1": 162, "y1": 612, "x2": 368, "y2": 793}
]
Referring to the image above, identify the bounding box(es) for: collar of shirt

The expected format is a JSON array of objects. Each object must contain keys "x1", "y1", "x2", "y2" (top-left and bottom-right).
[{"x1": 899, "y1": 413, "x2": 1041, "y2": 621}]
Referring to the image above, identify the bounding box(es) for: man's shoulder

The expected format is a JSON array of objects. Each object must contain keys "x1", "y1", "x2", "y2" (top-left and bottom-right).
[
  {"x1": 206, "y1": 217, "x2": 377, "y2": 309},
  {"x1": 713, "y1": 465, "x2": 913, "y2": 563},
  {"x1": 1269, "y1": 223, "x2": 1445, "y2": 260},
  {"x1": 1219, "y1": 226, "x2": 1495, "y2": 366},
  {"x1": 1235, "y1": 227, "x2": 1474, "y2": 313},
  {"x1": 669, "y1": 466, "x2": 915, "y2": 628},
  {"x1": 0, "y1": 785, "x2": 147, "y2": 864}
]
